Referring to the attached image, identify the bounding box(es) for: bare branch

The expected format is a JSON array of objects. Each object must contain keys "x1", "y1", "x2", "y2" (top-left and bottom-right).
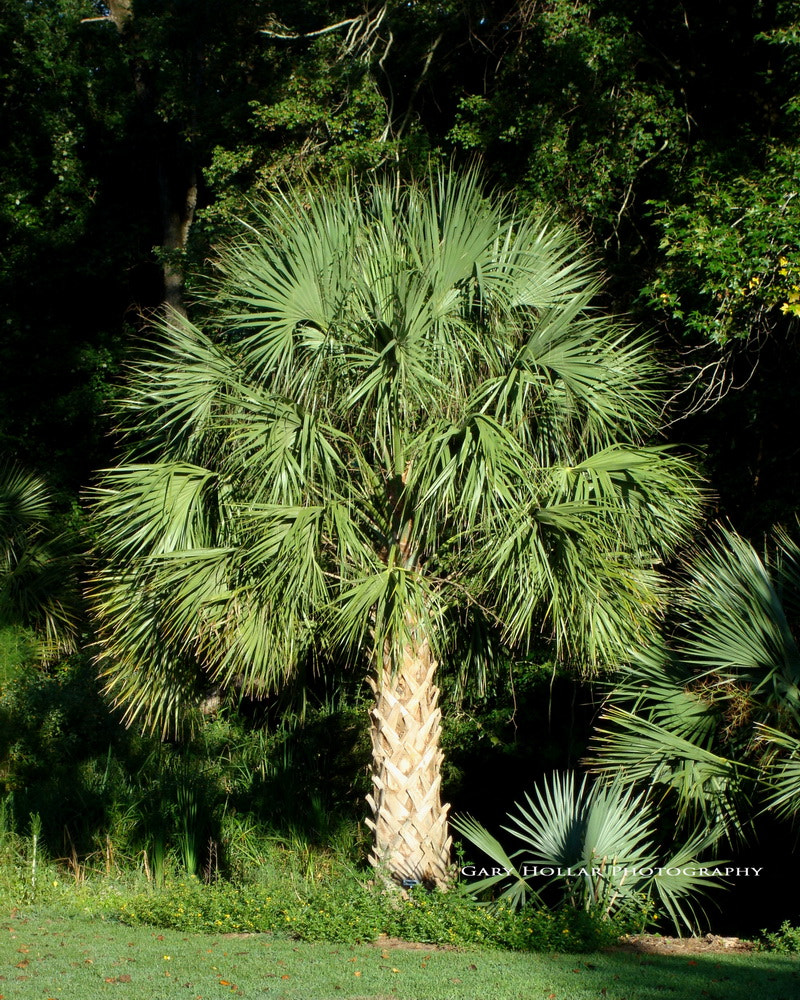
[
  {"x1": 260, "y1": 6, "x2": 388, "y2": 63},
  {"x1": 260, "y1": 16, "x2": 362, "y2": 41},
  {"x1": 659, "y1": 340, "x2": 761, "y2": 427}
]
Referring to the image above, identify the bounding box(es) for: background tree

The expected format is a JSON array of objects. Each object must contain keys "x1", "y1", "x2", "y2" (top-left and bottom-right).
[
  {"x1": 0, "y1": 0, "x2": 418, "y2": 483},
  {"x1": 4, "y1": 0, "x2": 800, "y2": 533},
  {"x1": 89, "y1": 170, "x2": 702, "y2": 886}
]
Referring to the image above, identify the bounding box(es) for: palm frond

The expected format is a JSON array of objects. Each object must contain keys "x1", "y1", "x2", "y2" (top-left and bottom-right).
[
  {"x1": 590, "y1": 707, "x2": 752, "y2": 841},
  {"x1": 449, "y1": 812, "x2": 539, "y2": 911},
  {"x1": 651, "y1": 831, "x2": 726, "y2": 934},
  {"x1": 680, "y1": 528, "x2": 800, "y2": 711},
  {"x1": 756, "y1": 723, "x2": 800, "y2": 819},
  {"x1": 0, "y1": 461, "x2": 79, "y2": 659}
]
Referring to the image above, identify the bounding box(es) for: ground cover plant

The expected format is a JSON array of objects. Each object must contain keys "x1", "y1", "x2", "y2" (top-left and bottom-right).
[
  {"x1": 758, "y1": 921, "x2": 800, "y2": 954},
  {"x1": 111, "y1": 877, "x2": 633, "y2": 951},
  {"x1": 1, "y1": 907, "x2": 798, "y2": 1000}
]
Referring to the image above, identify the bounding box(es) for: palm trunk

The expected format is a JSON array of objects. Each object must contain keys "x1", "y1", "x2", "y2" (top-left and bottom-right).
[{"x1": 365, "y1": 630, "x2": 452, "y2": 887}]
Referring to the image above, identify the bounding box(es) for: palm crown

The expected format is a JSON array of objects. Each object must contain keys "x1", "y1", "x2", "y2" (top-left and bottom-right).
[{"x1": 89, "y1": 169, "x2": 702, "y2": 884}]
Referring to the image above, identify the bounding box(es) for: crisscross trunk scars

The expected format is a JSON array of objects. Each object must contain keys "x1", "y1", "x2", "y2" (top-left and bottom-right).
[{"x1": 365, "y1": 633, "x2": 452, "y2": 888}]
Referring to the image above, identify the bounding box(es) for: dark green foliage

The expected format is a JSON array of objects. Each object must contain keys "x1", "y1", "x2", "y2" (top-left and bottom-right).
[
  {"x1": 0, "y1": 1, "x2": 134, "y2": 481},
  {"x1": 642, "y1": 139, "x2": 800, "y2": 346},
  {"x1": 441, "y1": 656, "x2": 598, "y2": 818},
  {"x1": 0, "y1": 463, "x2": 81, "y2": 659},
  {"x1": 0, "y1": 0, "x2": 426, "y2": 483},
  {"x1": 447, "y1": 0, "x2": 688, "y2": 245},
  {"x1": 442, "y1": 1, "x2": 800, "y2": 325},
  {"x1": 0, "y1": 653, "x2": 140, "y2": 858},
  {"x1": 0, "y1": 627, "x2": 38, "y2": 688},
  {"x1": 223, "y1": 705, "x2": 371, "y2": 846},
  {"x1": 0, "y1": 648, "x2": 371, "y2": 868}
]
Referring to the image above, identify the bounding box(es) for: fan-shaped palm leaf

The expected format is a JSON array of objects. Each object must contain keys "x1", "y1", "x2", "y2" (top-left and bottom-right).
[
  {"x1": 589, "y1": 526, "x2": 800, "y2": 842},
  {"x1": 0, "y1": 461, "x2": 79, "y2": 660}
]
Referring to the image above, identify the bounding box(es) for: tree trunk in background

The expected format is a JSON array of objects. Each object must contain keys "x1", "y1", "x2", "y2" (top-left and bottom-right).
[
  {"x1": 160, "y1": 163, "x2": 198, "y2": 316},
  {"x1": 106, "y1": 0, "x2": 197, "y2": 315},
  {"x1": 366, "y1": 632, "x2": 452, "y2": 888},
  {"x1": 106, "y1": 0, "x2": 133, "y2": 31}
]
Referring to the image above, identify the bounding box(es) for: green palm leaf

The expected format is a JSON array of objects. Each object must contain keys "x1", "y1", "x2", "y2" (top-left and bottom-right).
[
  {"x1": 0, "y1": 461, "x2": 79, "y2": 660},
  {"x1": 588, "y1": 527, "x2": 800, "y2": 843}
]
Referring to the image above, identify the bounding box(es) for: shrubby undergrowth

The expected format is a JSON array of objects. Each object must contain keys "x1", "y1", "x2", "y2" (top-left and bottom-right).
[
  {"x1": 0, "y1": 823, "x2": 636, "y2": 953},
  {"x1": 113, "y1": 875, "x2": 635, "y2": 951},
  {"x1": 0, "y1": 646, "x2": 371, "y2": 873},
  {"x1": 756, "y1": 921, "x2": 800, "y2": 954}
]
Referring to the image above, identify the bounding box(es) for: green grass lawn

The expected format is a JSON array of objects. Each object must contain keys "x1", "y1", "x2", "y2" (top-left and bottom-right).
[{"x1": 1, "y1": 907, "x2": 797, "y2": 1000}]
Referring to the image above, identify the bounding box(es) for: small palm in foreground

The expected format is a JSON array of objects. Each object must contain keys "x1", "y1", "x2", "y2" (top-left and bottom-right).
[
  {"x1": 589, "y1": 526, "x2": 800, "y2": 841},
  {"x1": 88, "y1": 170, "x2": 702, "y2": 886},
  {"x1": 452, "y1": 771, "x2": 723, "y2": 933}
]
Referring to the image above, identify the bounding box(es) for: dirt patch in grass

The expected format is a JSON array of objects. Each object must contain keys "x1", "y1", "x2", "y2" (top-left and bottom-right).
[
  {"x1": 608, "y1": 933, "x2": 756, "y2": 955},
  {"x1": 370, "y1": 931, "x2": 758, "y2": 956},
  {"x1": 370, "y1": 933, "x2": 459, "y2": 951}
]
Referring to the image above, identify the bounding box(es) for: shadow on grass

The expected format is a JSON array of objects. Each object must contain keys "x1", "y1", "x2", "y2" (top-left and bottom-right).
[{"x1": 570, "y1": 949, "x2": 799, "y2": 1000}]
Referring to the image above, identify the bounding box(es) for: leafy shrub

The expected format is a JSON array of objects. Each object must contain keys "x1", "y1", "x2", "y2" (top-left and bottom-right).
[
  {"x1": 756, "y1": 920, "x2": 800, "y2": 953},
  {"x1": 0, "y1": 654, "x2": 370, "y2": 876},
  {"x1": 115, "y1": 873, "x2": 634, "y2": 952}
]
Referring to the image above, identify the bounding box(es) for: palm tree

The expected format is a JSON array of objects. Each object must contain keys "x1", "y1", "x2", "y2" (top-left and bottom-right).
[
  {"x1": 88, "y1": 170, "x2": 702, "y2": 886},
  {"x1": 589, "y1": 526, "x2": 800, "y2": 843}
]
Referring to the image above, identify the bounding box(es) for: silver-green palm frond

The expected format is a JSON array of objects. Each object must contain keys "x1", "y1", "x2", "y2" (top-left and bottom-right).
[{"x1": 680, "y1": 528, "x2": 800, "y2": 719}]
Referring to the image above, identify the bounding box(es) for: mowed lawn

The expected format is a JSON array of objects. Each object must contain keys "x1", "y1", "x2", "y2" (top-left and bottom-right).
[{"x1": 1, "y1": 908, "x2": 798, "y2": 1000}]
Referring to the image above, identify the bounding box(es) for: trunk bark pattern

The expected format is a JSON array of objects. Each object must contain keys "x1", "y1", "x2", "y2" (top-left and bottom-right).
[{"x1": 366, "y1": 633, "x2": 452, "y2": 887}]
